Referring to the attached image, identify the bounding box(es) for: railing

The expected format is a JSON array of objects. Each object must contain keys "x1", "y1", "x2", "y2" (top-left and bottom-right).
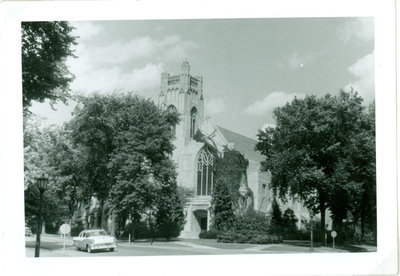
[
  {"x1": 168, "y1": 77, "x2": 180, "y2": 85},
  {"x1": 190, "y1": 77, "x2": 198, "y2": 87}
]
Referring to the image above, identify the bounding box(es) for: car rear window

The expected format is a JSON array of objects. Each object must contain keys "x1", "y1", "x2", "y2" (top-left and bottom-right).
[{"x1": 87, "y1": 230, "x2": 107, "y2": 237}]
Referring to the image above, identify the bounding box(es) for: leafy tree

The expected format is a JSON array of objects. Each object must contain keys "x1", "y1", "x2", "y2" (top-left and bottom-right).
[
  {"x1": 282, "y1": 208, "x2": 298, "y2": 235},
  {"x1": 68, "y1": 93, "x2": 180, "y2": 235},
  {"x1": 153, "y1": 160, "x2": 185, "y2": 239},
  {"x1": 24, "y1": 115, "x2": 73, "y2": 231},
  {"x1": 329, "y1": 101, "x2": 376, "y2": 241},
  {"x1": 211, "y1": 148, "x2": 249, "y2": 231},
  {"x1": 22, "y1": 21, "x2": 77, "y2": 107},
  {"x1": 270, "y1": 197, "x2": 283, "y2": 234},
  {"x1": 214, "y1": 148, "x2": 249, "y2": 209},
  {"x1": 256, "y1": 90, "x2": 374, "y2": 242},
  {"x1": 211, "y1": 178, "x2": 235, "y2": 232},
  {"x1": 66, "y1": 95, "x2": 116, "y2": 229}
]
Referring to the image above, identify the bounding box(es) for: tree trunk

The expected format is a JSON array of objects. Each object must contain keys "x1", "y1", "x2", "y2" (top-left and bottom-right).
[
  {"x1": 131, "y1": 223, "x2": 136, "y2": 241},
  {"x1": 320, "y1": 202, "x2": 326, "y2": 245},
  {"x1": 100, "y1": 199, "x2": 108, "y2": 231},
  {"x1": 110, "y1": 212, "x2": 116, "y2": 237},
  {"x1": 361, "y1": 216, "x2": 365, "y2": 242}
]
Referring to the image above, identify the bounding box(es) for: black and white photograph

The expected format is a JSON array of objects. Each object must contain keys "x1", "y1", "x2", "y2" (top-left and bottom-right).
[{"x1": 0, "y1": 0, "x2": 397, "y2": 275}]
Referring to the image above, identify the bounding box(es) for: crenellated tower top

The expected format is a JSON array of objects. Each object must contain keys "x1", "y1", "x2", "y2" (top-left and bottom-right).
[{"x1": 158, "y1": 61, "x2": 204, "y2": 145}]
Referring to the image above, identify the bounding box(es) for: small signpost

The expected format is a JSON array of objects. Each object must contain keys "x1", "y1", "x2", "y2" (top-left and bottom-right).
[
  {"x1": 59, "y1": 224, "x2": 71, "y2": 250},
  {"x1": 331, "y1": 230, "x2": 337, "y2": 249}
]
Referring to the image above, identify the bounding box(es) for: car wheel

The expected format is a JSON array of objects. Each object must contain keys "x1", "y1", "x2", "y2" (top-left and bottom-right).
[
  {"x1": 86, "y1": 245, "x2": 92, "y2": 253},
  {"x1": 110, "y1": 248, "x2": 114, "y2": 252}
]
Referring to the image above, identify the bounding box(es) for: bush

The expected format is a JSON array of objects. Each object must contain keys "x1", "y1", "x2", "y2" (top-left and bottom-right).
[
  {"x1": 199, "y1": 229, "x2": 219, "y2": 239},
  {"x1": 71, "y1": 219, "x2": 85, "y2": 237},
  {"x1": 134, "y1": 222, "x2": 156, "y2": 239},
  {"x1": 217, "y1": 230, "x2": 282, "y2": 244},
  {"x1": 283, "y1": 229, "x2": 310, "y2": 240},
  {"x1": 234, "y1": 213, "x2": 269, "y2": 232}
]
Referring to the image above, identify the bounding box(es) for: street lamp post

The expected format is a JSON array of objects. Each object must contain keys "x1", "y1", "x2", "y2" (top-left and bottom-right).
[
  {"x1": 34, "y1": 174, "x2": 48, "y2": 258},
  {"x1": 309, "y1": 210, "x2": 314, "y2": 252}
]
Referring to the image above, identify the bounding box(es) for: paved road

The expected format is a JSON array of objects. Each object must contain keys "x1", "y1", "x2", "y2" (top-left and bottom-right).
[
  {"x1": 26, "y1": 234, "x2": 371, "y2": 257},
  {"x1": 26, "y1": 238, "x2": 275, "y2": 257}
]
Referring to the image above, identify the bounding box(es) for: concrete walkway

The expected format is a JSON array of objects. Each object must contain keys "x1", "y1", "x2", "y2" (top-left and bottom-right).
[{"x1": 26, "y1": 234, "x2": 375, "y2": 255}]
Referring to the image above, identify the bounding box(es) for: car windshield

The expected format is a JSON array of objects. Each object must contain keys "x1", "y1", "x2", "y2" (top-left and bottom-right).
[{"x1": 86, "y1": 230, "x2": 107, "y2": 237}]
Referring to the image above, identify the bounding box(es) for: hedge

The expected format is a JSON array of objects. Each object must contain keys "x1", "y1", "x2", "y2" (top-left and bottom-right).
[
  {"x1": 217, "y1": 230, "x2": 282, "y2": 244},
  {"x1": 199, "y1": 229, "x2": 219, "y2": 239}
]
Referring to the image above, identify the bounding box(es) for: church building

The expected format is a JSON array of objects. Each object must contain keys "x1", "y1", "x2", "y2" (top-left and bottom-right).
[{"x1": 158, "y1": 61, "x2": 308, "y2": 238}]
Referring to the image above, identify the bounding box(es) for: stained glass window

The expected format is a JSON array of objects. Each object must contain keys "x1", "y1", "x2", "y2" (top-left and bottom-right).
[
  {"x1": 167, "y1": 105, "x2": 177, "y2": 134},
  {"x1": 190, "y1": 107, "x2": 197, "y2": 139},
  {"x1": 197, "y1": 147, "x2": 214, "y2": 196}
]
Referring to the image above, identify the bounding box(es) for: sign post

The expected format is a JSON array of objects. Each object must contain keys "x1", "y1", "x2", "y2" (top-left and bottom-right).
[
  {"x1": 59, "y1": 224, "x2": 71, "y2": 250},
  {"x1": 331, "y1": 230, "x2": 337, "y2": 249}
]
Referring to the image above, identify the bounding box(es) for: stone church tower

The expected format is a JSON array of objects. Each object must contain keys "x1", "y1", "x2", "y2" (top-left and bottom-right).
[
  {"x1": 158, "y1": 61, "x2": 309, "y2": 238},
  {"x1": 158, "y1": 61, "x2": 215, "y2": 238},
  {"x1": 158, "y1": 60, "x2": 204, "y2": 146}
]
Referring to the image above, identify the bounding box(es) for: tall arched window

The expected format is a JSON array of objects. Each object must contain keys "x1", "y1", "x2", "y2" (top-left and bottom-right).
[
  {"x1": 167, "y1": 105, "x2": 177, "y2": 134},
  {"x1": 190, "y1": 107, "x2": 197, "y2": 139},
  {"x1": 197, "y1": 147, "x2": 214, "y2": 196}
]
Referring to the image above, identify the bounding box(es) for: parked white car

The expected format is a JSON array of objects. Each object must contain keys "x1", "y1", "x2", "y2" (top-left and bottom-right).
[{"x1": 73, "y1": 229, "x2": 116, "y2": 253}]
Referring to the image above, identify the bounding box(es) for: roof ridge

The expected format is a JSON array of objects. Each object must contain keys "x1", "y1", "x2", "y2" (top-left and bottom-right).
[{"x1": 216, "y1": 125, "x2": 257, "y2": 142}]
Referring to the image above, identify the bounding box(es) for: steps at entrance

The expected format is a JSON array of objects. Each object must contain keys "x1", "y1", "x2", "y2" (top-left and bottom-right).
[{"x1": 179, "y1": 231, "x2": 200, "y2": 239}]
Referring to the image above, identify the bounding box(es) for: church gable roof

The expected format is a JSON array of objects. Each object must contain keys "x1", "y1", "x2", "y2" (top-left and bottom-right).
[{"x1": 216, "y1": 126, "x2": 264, "y2": 163}]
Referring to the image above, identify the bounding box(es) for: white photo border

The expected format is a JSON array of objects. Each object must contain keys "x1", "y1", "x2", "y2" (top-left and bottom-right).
[{"x1": 0, "y1": 0, "x2": 397, "y2": 275}]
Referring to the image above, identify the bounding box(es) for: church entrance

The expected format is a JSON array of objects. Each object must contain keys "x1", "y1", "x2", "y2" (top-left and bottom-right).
[{"x1": 193, "y1": 209, "x2": 208, "y2": 232}]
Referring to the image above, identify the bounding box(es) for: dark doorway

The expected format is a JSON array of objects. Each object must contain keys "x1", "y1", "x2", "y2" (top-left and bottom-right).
[
  {"x1": 193, "y1": 209, "x2": 208, "y2": 232},
  {"x1": 200, "y1": 217, "x2": 208, "y2": 231}
]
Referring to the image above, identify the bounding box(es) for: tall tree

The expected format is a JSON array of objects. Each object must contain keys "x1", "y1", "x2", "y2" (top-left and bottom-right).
[
  {"x1": 270, "y1": 197, "x2": 283, "y2": 234},
  {"x1": 211, "y1": 148, "x2": 248, "y2": 231},
  {"x1": 211, "y1": 178, "x2": 235, "y2": 232},
  {"x1": 256, "y1": 90, "x2": 373, "y2": 242},
  {"x1": 22, "y1": 21, "x2": 77, "y2": 107},
  {"x1": 214, "y1": 148, "x2": 248, "y2": 210},
  {"x1": 153, "y1": 160, "x2": 185, "y2": 239},
  {"x1": 24, "y1": 114, "x2": 73, "y2": 231},
  {"x1": 67, "y1": 93, "x2": 180, "y2": 235},
  {"x1": 329, "y1": 101, "x2": 376, "y2": 241}
]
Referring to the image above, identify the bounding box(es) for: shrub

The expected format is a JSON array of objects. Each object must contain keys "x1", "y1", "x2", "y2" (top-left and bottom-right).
[
  {"x1": 71, "y1": 219, "x2": 85, "y2": 237},
  {"x1": 134, "y1": 222, "x2": 156, "y2": 239},
  {"x1": 234, "y1": 213, "x2": 269, "y2": 232},
  {"x1": 217, "y1": 230, "x2": 282, "y2": 244},
  {"x1": 199, "y1": 229, "x2": 219, "y2": 239},
  {"x1": 283, "y1": 229, "x2": 310, "y2": 240}
]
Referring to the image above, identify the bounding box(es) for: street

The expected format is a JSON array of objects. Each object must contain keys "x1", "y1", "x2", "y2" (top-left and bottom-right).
[{"x1": 25, "y1": 234, "x2": 375, "y2": 257}]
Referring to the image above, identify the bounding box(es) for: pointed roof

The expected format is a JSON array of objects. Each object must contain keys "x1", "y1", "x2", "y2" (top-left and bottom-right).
[{"x1": 216, "y1": 126, "x2": 264, "y2": 163}]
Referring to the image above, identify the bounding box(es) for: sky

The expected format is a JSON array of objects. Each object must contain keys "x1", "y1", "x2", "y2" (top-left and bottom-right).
[{"x1": 30, "y1": 17, "x2": 374, "y2": 139}]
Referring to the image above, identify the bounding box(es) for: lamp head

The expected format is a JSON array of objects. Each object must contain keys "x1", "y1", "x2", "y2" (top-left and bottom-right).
[{"x1": 36, "y1": 174, "x2": 49, "y2": 192}]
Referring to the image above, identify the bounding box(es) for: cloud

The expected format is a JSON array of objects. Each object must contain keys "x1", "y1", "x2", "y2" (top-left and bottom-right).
[
  {"x1": 261, "y1": 123, "x2": 276, "y2": 130},
  {"x1": 345, "y1": 52, "x2": 374, "y2": 102},
  {"x1": 64, "y1": 24, "x2": 197, "y2": 96},
  {"x1": 71, "y1": 21, "x2": 103, "y2": 41},
  {"x1": 244, "y1": 91, "x2": 306, "y2": 116},
  {"x1": 86, "y1": 35, "x2": 197, "y2": 66},
  {"x1": 205, "y1": 97, "x2": 227, "y2": 115},
  {"x1": 277, "y1": 52, "x2": 315, "y2": 71},
  {"x1": 337, "y1": 18, "x2": 374, "y2": 43},
  {"x1": 69, "y1": 61, "x2": 164, "y2": 94}
]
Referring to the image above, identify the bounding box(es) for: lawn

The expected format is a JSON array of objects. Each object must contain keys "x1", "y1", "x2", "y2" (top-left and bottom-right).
[{"x1": 181, "y1": 239, "x2": 261, "y2": 249}]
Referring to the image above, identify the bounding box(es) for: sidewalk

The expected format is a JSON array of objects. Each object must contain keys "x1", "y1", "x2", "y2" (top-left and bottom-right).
[
  {"x1": 118, "y1": 238, "x2": 347, "y2": 253},
  {"x1": 26, "y1": 234, "x2": 376, "y2": 255}
]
